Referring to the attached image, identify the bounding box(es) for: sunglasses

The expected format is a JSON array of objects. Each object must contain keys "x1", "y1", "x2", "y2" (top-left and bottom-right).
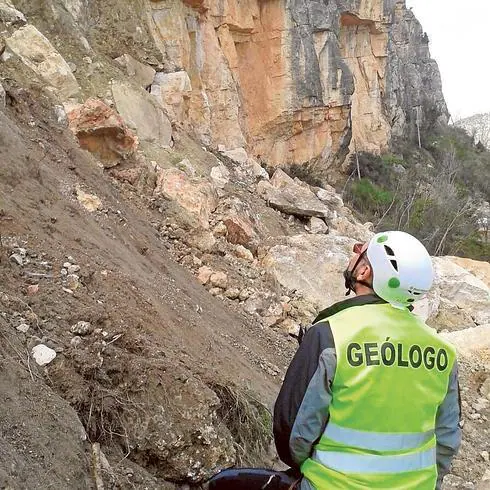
[{"x1": 353, "y1": 242, "x2": 366, "y2": 254}]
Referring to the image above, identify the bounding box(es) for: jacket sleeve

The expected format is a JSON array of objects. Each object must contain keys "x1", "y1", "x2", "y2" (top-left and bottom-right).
[
  {"x1": 273, "y1": 322, "x2": 336, "y2": 469},
  {"x1": 435, "y1": 362, "x2": 462, "y2": 489}
]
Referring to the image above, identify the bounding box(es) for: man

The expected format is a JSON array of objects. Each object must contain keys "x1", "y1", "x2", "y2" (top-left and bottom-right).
[{"x1": 273, "y1": 231, "x2": 461, "y2": 490}]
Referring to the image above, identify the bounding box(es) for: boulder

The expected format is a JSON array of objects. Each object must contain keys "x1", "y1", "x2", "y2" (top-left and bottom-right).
[
  {"x1": 111, "y1": 81, "x2": 172, "y2": 146},
  {"x1": 114, "y1": 54, "x2": 156, "y2": 89},
  {"x1": 246, "y1": 158, "x2": 269, "y2": 181},
  {"x1": 210, "y1": 164, "x2": 230, "y2": 188},
  {"x1": 154, "y1": 168, "x2": 218, "y2": 229},
  {"x1": 441, "y1": 325, "x2": 490, "y2": 369},
  {"x1": 5, "y1": 25, "x2": 80, "y2": 100},
  {"x1": 31, "y1": 344, "x2": 57, "y2": 366},
  {"x1": 0, "y1": 1, "x2": 26, "y2": 24},
  {"x1": 184, "y1": 230, "x2": 216, "y2": 252},
  {"x1": 197, "y1": 266, "x2": 213, "y2": 285},
  {"x1": 223, "y1": 215, "x2": 256, "y2": 250},
  {"x1": 328, "y1": 215, "x2": 374, "y2": 243},
  {"x1": 447, "y1": 256, "x2": 490, "y2": 288},
  {"x1": 67, "y1": 99, "x2": 138, "y2": 165},
  {"x1": 117, "y1": 363, "x2": 236, "y2": 481},
  {"x1": 307, "y1": 217, "x2": 328, "y2": 234},
  {"x1": 235, "y1": 244, "x2": 254, "y2": 262},
  {"x1": 315, "y1": 185, "x2": 345, "y2": 210},
  {"x1": 110, "y1": 167, "x2": 143, "y2": 186},
  {"x1": 221, "y1": 147, "x2": 249, "y2": 165},
  {"x1": 429, "y1": 257, "x2": 490, "y2": 327},
  {"x1": 151, "y1": 71, "x2": 192, "y2": 123},
  {"x1": 258, "y1": 169, "x2": 331, "y2": 219},
  {"x1": 209, "y1": 271, "x2": 228, "y2": 289},
  {"x1": 261, "y1": 234, "x2": 355, "y2": 310}
]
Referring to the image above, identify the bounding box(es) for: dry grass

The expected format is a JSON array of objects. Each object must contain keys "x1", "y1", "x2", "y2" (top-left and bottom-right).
[{"x1": 212, "y1": 383, "x2": 272, "y2": 466}]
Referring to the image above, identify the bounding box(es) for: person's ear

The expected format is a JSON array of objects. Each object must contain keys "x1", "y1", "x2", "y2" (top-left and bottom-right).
[{"x1": 356, "y1": 263, "x2": 372, "y2": 282}]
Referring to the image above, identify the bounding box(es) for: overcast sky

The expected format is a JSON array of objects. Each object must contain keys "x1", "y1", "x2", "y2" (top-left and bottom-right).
[{"x1": 406, "y1": 0, "x2": 490, "y2": 120}]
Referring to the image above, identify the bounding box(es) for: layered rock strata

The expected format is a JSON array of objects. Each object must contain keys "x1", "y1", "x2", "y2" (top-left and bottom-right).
[{"x1": 147, "y1": 0, "x2": 448, "y2": 166}]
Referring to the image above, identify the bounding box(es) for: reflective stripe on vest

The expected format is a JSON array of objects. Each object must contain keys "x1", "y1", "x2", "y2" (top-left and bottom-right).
[
  {"x1": 323, "y1": 422, "x2": 435, "y2": 451},
  {"x1": 312, "y1": 446, "x2": 436, "y2": 474}
]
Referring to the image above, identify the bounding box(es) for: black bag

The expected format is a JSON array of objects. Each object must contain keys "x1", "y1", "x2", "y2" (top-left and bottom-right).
[{"x1": 204, "y1": 467, "x2": 299, "y2": 490}]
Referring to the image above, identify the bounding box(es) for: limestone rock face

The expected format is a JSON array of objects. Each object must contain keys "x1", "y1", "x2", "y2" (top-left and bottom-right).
[
  {"x1": 385, "y1": 2, "x2": 449, "y2": 141},
  {"x1": 114, "y1": 54, "x2": 156, "y2": 89},
  {"x1": 5, "y1": 25, "x2": 80, "y2": 100},
  {"x1": 145, "y1": 0, "x2": 447, "y2": 169},
  {"x1": 151, "y1": 71, "x2": 192, "y2": 124}
]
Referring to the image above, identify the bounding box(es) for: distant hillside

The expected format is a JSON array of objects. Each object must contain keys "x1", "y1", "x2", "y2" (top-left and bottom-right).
[{"x1": 455, "y1": 112, "x2": 490, "y2": 148}]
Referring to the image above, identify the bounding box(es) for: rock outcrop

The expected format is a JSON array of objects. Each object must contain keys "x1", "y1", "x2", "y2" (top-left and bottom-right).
[
  {"x1": 11, "y1": 0, "x2": 447, "y2": 174},
  {"x1": 144, "y1": 0, "x2": 447, "y2": 167}
]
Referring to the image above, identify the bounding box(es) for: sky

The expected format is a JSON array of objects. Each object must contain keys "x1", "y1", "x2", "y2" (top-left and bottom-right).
[{"x1": 406, "y1": 0, "x2": 490, "y2": 120}]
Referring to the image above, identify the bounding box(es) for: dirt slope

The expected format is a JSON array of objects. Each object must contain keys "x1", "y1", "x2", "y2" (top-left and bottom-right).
[{"x1": 0, "y1": 80, "x2": 293, "y2": 487}]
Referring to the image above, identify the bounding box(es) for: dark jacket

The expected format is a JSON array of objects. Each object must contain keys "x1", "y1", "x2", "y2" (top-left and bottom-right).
[{"x1": 273, "y1": 294, "x2": 461, "y2": 488}]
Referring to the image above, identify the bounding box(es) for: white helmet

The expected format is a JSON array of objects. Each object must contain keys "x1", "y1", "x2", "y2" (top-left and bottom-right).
[{"x1": 366, "y1": 231, "x2": 433, "y2": 309}]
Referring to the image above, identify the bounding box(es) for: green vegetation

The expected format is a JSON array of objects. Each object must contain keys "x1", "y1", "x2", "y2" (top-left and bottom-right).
[{"x1": 344, "y1": 126, "x2": 490, "y2": 261}]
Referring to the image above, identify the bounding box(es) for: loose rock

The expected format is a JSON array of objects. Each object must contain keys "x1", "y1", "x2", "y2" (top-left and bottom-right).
[
  {"x1": 224, "y1": 288, "x2": 240, "y2": 300},
  {"x1": 308, "y1": 217, "x2": 328, "y2": 234},
  {"x1": 65, "y1": 274, "x2": 80, "y2": 290},
  {"x1": 67, "y1": 264, "x2": 81, "y2": 274},
  {"x1": 235, "y1": 245, "x2": 254, "y2": 262},
  {"x1": 5, "y1": 25, "x2": 79, "y2": 100},
  {"x1": 70, "y1": 336, "x2": 83, "y2": 347},
  {"x1": 209, "y1": 272, "x2": 228, "y2": 289},
  {"x1": 16, "y1": 323, "x2": 30, "y2": 333},
  {"x1": 9, "y1": 253, "x2": 23, "y2": 266},
  {"x1": 197, "y1": 266, "x2": 213, "y2": 285},
  {"x1": 70, "y1": 321, "x2": 93, "y2": 336},
  {"x1": 76, "y1": 186, "x2": 102, "y2": 212},
  {"x1": 26, "y1": 284, "x2": 39, "y2": 297},
  {"x1": 31, "y1": 344, "x2": 57, "y2": 366},
  {"x1": 67, "y1": 99, "x2": 138, "y2": 165},
  {"x1": 114, "y1": 54, "x2": 156, "y2": 89}
]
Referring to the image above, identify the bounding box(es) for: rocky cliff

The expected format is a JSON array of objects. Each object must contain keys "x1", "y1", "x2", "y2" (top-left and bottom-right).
[
  {"x1": 456, "y1": 112, "x2": 490, "y2": 149},
  {"x1": 6, "y1": 0, "x2": 447, "y2": 174},
  {"x1": 3, "y1": 1, "x2": 487, "y2": 489}
]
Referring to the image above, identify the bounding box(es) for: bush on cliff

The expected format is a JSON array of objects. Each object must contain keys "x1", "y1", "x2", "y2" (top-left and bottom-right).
[{"x1": 344, "y1": 127, "x2": 490, "y2": 261}]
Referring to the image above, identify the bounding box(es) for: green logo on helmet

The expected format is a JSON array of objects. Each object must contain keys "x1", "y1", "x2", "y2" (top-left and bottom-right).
[
  {"x1": 377, "y1": 235, "x2": 388, "y2": 243},
  {"x1": 388, "y1": 277, "x2": 400, "y2": 288}
]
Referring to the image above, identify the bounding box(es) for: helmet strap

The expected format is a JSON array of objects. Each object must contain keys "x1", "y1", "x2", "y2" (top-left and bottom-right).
[{"x1": 343, "y1": 250, "x2": 371, "y2": 296}]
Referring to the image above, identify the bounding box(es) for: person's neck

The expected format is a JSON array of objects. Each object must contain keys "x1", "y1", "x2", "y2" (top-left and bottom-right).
[{"x1": 355, "y1": 285, "x2": 375, "y2": 296}]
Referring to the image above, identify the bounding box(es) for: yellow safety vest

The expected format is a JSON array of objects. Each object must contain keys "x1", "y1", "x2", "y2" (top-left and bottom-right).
[{"x1": 301, "y1": 303, "x2": 456, "y2": 489}]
